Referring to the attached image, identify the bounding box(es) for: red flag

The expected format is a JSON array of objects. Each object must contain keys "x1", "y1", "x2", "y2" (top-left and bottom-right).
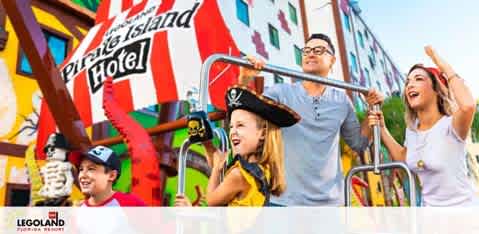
[{"x1": 35, "y1": 100, "x2": 56, "y2": 160}]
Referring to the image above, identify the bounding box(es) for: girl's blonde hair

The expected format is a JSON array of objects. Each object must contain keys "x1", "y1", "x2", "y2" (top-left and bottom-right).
[
  {"x1": 403, "y1": 64, "x2": 455, "y2": 129},
  {"x1": 254, "y1": 117, "x2": 286, "y2": 196}
]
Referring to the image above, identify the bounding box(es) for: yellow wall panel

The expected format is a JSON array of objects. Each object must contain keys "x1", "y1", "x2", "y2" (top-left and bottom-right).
[
  {"x1": 0, "y1": 5, "x2": 84, "y2": 143},
  {"x1": 32, "y1": 7, "x2": 73, "y2": 37}
]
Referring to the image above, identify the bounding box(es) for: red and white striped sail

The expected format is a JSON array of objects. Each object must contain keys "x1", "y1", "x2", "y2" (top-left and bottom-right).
[
  {"x1": 64, "y1": 0, "x2": 239, "y2": 125},
  {"x1": 36, "y1": 0, "x2": 239, "y2": 158},
  {"x1": 95, "y1": 0, "x2": 153, "y2": 24}
]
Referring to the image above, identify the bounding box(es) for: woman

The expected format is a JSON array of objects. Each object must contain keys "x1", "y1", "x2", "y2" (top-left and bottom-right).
[{"x1": 368, "y1": 46, "x2": 477, "y2": 206}]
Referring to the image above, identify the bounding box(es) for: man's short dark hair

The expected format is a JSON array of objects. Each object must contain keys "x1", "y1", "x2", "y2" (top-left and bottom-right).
[{"x1": 306, "y1": 33, "x2": 335, "y2": 55}]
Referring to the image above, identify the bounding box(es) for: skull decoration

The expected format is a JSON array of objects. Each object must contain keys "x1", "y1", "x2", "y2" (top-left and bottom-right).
[
  {"x1": 44, "y1": 133, "x2": 69, "y2": 161},
  {"x1": 188, "y1": 119, "x2": 205, "y2": 138},
  {"x1": 38, "y1": 133, "x2": 74, "y2": 199},
  {"x1": 186, "y1": 111, "x2": 213, "y2": 143},
  {"x1": 227, "y1": 88, "x2": 242, "y2": 107}
]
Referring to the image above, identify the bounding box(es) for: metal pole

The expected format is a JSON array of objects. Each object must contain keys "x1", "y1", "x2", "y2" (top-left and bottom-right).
[
  {"x1": 213, "y1": 128, "x2": 229, "y2": 153},
  {"x1": 344, "y1": 162, "x2": 416, "y2": 206},
  {"x1": 372, "y1": 104, "x2": 381, "y2": 174},
  {"x1": 177, "y1": 139, "x2": 191, "y2": 195},
  {"x1": 198, "y1": 54, "x2": 379, "y2": 159},
  {"x1": 177, "y1": 128, "x2": 228, "y2": 196},
  {"x1": 199, "y1": 54, "x2": 370, "y2": 113},
  {"x1": 402, "y1": 162, "x2": 417, "y2": 206}
]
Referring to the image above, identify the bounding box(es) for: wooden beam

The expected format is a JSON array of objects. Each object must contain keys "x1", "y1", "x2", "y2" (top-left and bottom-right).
[
  {"x1": 1, "y1": 112, "x2": 226, "y2": 158},
  {"x1": 2, "y1": 0, "x2": 91, "y2": 151},
  {"x1": 153, "y1": 102, "x2": 179, "y2": 205},
  {"x1": 299, "y1": 0, "x2": 309, "y2": 43},
  {"x1": 0, "y1": 142, "x2": 27, "y2": 157},
  {"x1": 93, "y1": 111, "x2": 226, "y2": 146},
  {"x1": 331, "y1": 0, "x2": 354, "y2": 99},
  {"x1": 154, "y1": 102, "x2": 179, "y2": 175}
]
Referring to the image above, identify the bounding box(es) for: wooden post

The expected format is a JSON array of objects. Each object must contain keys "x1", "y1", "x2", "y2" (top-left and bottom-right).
[{"x1": 154, "y1": 102, "x2": 180, "y2": 205}]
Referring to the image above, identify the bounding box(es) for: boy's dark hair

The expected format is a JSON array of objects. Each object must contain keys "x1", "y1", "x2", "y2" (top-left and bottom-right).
[
  {"x1": 306, "y1": 33, "x2": 335, "y2": 55},
  {"x1": 104, "y1": 167, "x2": 119, "y2": 184}
]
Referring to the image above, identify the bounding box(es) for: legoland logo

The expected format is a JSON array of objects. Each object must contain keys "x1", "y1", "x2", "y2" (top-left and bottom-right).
[{"x1": 16, "y1": 211, "x2": 65, "y2": 232}]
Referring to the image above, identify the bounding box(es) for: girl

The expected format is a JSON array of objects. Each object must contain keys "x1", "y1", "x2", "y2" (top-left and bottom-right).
[
  {"x1": 204, "y1": 85, "x2": 300, "y2": 206},
  {"x1": 368, "y1": 46, "x2": 477, "y2": 206}
]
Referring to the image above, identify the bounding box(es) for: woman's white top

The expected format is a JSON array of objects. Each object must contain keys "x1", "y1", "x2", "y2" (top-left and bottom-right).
[{"x1": 405, "y1": 116, "x2": 478, "y2": 206}]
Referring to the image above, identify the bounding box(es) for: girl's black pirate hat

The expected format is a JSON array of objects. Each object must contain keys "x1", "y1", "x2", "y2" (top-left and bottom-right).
[{"x1": 225, "y1": 85, "x2": 300, "y2": 127}]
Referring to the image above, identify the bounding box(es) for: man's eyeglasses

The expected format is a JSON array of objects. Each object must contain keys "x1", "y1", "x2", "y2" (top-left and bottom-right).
[{"x1": 301, "y1": 46, "x2": 333, "y2": 56}]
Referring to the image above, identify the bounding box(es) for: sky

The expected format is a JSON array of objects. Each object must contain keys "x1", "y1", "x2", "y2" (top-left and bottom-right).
[{"x1": 358, "y1": 0, "x2": 479, "y2": 100}]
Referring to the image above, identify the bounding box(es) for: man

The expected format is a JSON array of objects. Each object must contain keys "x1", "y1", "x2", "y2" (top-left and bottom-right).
[
  {"x1": 78, "y1": 145, "x2": 146, "y2": 207},
  {"x1": 239, "y1": 33, "x2": 383, "y2": 206}
]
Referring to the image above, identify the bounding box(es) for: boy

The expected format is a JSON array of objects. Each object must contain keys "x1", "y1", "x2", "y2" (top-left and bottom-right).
[{"x1": 78, "y1": 145, "x2": 146, "y2": 207}]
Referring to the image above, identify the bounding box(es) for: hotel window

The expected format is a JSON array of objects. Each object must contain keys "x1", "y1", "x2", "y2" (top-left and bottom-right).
[
  {"x1": 288, "y1": 3, "x2": 298, "y2": 25},
  {"x1": 364, "y1": 68, "x2": 371, "y2": 87},
  {"x1": 343, "y1": 12, "x2": 351, "y2": 32},
  {"x1": 349, "y1": 52, "x2": 358, "y2": 73},
  {"x1": 364, "y1": 29, "x2": 369, "y2": 40},
  {"x1": 370, "y1": 47, "x2": 376, "y2": 61},
  {"x1": 236, "y1": 0, "x2": 250, "y2": 26},
  {"x1": 294, "y1": 45, "x2": 302, "y2": 66},
  {"x1": 18, "y1": 29, "x2": 69, "y2": 76},
  {"x1": 369, "y1": 56, "x2": 376, "y2": 70},
  {"x1": 376, "y1": 81, "x2": 383, "y2": 91},
  {"x1": 369, "y1": 47, "x2": 376, "y2": 70},
  {"x1": 357, "y1": 31, "x2": 365, "y2": 48},
  {"x1": 269, "y1": 24, "x2": 280, "y2": 49},
  {"x1": 274, "y1": 74, "x2": 284, "y2": 84}
]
